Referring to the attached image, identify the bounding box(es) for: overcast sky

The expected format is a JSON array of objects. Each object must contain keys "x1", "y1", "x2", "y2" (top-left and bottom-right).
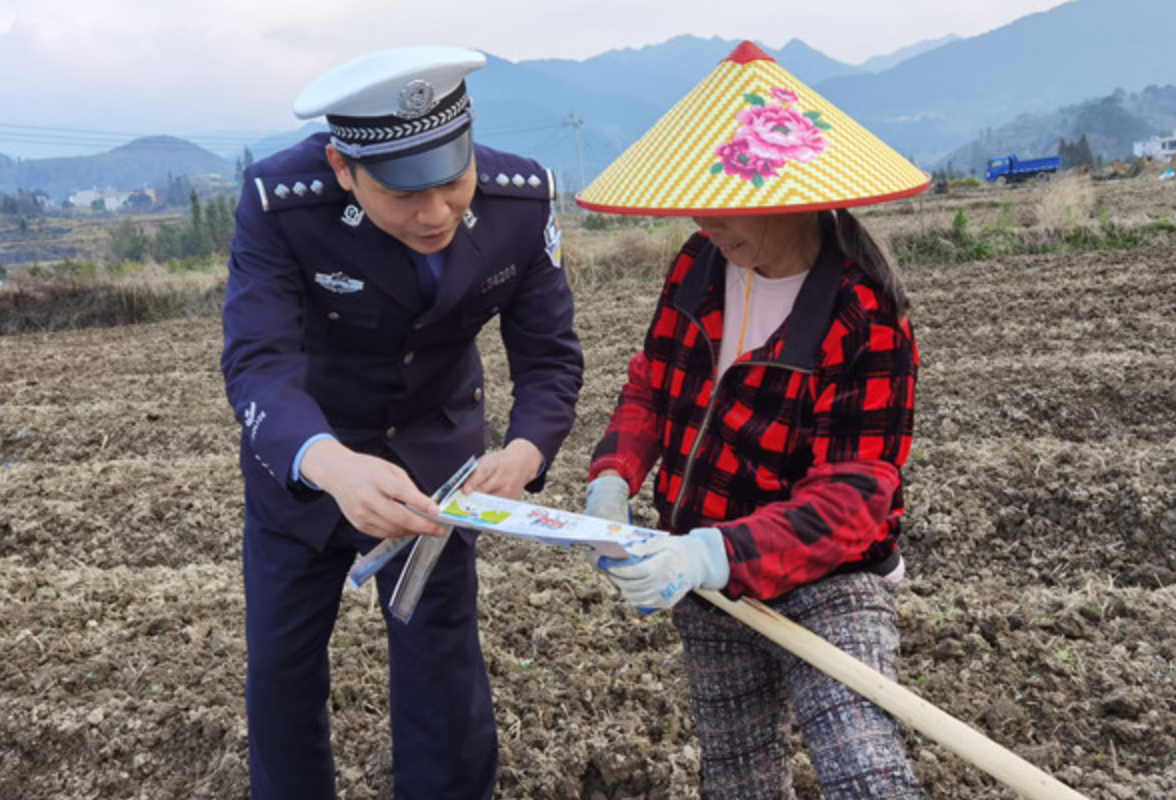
[{"x1": 0, "y1": 0, "x2": 1074, "y2": 159}]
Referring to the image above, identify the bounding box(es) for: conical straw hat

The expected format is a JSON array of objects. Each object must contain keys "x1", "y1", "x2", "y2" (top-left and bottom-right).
[{"x1": 576, "y1": 41, "x2": 929, "y2": 216}]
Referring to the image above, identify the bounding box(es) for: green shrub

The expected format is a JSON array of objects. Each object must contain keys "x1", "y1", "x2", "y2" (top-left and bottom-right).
[
  {"x1": 582, "y1": 214, "x2": 612, "y2": 231},
  {"x1": 950, "y1": 208, "x2": 971, "y2": 243}
]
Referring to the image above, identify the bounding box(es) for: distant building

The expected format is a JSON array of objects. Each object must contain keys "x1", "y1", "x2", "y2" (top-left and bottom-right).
[
  {"x1": 67, "y1": 187, "x2": 138, "y2": 212},
  {"x1": 206, "y1": 173, "x2": 236, "y2": 192},
  {"x1": 1134, "y1": 129, "x2": 1176, "y2": 162}
]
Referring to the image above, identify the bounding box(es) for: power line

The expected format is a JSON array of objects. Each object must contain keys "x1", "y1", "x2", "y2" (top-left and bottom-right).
[
  {"x1": 0, "y1": 122, "x2": 266, "y2": 145},
  {"x1": 475, "y1": 120, "x2": 566, "y2": 138},
  {"x1": 528, "y1": 127, "x2": 572, "y2": 153},
  {"x1": 0, "y1": 122, "x2": 269, "y2": 154}
]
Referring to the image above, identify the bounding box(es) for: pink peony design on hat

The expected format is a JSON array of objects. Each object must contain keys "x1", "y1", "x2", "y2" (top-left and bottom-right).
[
  {"x1": 712, "y1": 88, "x2": 832, "y2": 188},
  {"x1": 576, "y1": 40, "x2": 929, "y2": 216}
]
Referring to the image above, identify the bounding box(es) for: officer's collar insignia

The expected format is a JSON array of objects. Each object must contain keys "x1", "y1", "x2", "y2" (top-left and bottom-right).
[
  {"x1": 463, "y1": 209, "x2": 478, "y2": 229},
  {"x1": 315, "y1": 272, "x2": 365, "y2": 294},
  {"x1": 341, "y1": 204, "x2": 365, "y2": 227}
]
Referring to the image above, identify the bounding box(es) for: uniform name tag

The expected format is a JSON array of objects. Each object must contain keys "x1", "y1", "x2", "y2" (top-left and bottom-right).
[{"x1": 480, "y1": 264, "x2": 518, "y2": 294}]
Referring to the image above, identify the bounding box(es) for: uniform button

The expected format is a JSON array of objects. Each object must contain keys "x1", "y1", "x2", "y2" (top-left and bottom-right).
[
  {"x1": 403, "y1": 351, "x2": 415, "y2": 366},
  {"x1": 473, "y1": 387, "x2": 484, "y2": 403},
  {"x1": 327, "y1": 311, "x2": 340, "y2": 321},
  {"x1": 384, "y1": 426, "x2": 397, "y2": 440}
]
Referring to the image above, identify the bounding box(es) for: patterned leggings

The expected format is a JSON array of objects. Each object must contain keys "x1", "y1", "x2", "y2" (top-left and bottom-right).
[{"x1": 672, "y1": 571, "x2": 926, "y2": 800}]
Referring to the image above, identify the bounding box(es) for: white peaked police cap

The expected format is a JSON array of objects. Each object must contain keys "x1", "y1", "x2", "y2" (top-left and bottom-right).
[{"x1": 294, "y1": 46, "x2": 487, "y2": 191}]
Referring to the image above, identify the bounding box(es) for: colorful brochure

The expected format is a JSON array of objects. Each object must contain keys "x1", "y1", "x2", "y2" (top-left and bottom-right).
[{"x1": 411, "y1": 489, "x2": 663, "y2": 559}]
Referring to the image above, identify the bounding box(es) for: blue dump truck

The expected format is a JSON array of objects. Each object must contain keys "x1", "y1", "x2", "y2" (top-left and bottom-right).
[{"x1": 985, "y1": 154, "x2": 1062, "y2": 184}]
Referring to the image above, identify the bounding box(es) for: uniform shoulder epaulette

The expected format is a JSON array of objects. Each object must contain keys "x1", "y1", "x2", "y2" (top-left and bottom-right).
[
  {"x1": 245, "y1": 135, "x2": 344, "y2": 212},
  {"x1": 474, "y1": 146, "x2": 556, "y2": 202},
  {"x1": 250, "y1": 171, "x2": 347, "y2": 213}
]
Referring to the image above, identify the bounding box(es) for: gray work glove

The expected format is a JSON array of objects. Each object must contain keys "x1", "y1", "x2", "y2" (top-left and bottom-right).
[
  {"x1": 598, "y1": 527, "x2": 730, "y2": 610},
  {"x1": 584, "y1": 474, "x2": 631, "y2": 524}
]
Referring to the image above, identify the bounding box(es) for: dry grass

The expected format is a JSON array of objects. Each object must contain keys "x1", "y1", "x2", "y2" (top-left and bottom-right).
[
  {"x1": 1036, "y1": 171, "x2": 1097, "y2": 231},
  {"x1": 0, "y1": 267, "x2": 227, "y2": 335},
  {"x1": 562, "y1": 218, "x2": 694, "y2": 291},
  {"x1": 3, "y1": 177, "x2": 1173, "y2": 336}
]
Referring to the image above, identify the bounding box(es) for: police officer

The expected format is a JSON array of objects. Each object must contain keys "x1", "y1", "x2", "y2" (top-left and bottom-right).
[{"x1": 220, "y1": 46, "x2": 583, "y2": 799}]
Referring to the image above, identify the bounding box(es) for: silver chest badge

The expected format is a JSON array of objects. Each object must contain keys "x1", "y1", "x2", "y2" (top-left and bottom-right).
[{"x1": 315, "y1": 272, "x2": 365, "y2": 294}]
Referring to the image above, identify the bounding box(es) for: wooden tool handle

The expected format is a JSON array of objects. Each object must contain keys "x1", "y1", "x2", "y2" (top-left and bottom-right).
[{"x1": 695, "y1": 589, "x2": 1090, "y2": 800}]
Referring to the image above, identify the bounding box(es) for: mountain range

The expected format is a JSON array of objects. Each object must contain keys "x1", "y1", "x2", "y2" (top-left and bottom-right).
[
  {"x1": 2, "y1": 0, "x2": 1174, "y2": 201},
  {"x1": 0, "y1": 137, "x2": 233, "y2": 204}
]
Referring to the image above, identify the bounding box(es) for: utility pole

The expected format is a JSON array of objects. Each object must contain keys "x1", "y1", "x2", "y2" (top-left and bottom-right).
[
  {"x1": 565, "y1": 114, "x2": 586, "y2": 203},
  {"x1": 554, "y1": 166, "x2": 567, "y2": 218}
]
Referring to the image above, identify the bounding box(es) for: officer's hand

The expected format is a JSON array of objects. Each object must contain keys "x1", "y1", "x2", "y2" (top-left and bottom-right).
[
  {"x1": 598, "y1": 528, "x2": 730, "y2": 610},
  {"x1": 463, "y1": 439, "x2": 543, "y2": 500},
  {"x1": 584, "y1": 472, "x2": 631, "y2": 523},
  {"x1": 301, "y1": 438, "x2": 444, "y2": 539}
]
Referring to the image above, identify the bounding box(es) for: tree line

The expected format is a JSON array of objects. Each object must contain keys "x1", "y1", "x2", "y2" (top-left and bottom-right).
[
  {"x1": 1057, "y1": 136, "x2": 1097, "y2": 170},
  {"x1": 108, "y1": 189, "x2": 234, "y2": 265},
  {"x1": 933, "y1": 135, "x2": 1102, "y2": 182}
]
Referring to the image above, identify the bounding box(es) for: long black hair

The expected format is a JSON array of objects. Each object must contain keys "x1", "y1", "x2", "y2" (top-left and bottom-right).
[{"x1": 826, "y1": 208, "x2": 910, "y2": 317}]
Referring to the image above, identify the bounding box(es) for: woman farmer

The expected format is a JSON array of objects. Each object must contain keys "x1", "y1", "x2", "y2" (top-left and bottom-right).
[{"x1": 578, "y1": 41, "x2": 929, "y2": 799}]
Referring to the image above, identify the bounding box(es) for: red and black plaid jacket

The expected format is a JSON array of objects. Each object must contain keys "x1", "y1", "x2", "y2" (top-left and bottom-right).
[{"x1": 589, "y1": 227, "x2": 918, "y2": 601}]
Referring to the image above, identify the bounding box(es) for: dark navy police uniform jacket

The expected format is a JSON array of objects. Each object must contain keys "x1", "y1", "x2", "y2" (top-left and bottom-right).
[{"x1": 221, "y1": 132, "x2": 584, "y2": 547}]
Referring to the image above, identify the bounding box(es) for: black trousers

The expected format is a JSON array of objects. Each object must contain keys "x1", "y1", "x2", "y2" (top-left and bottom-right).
[{"x1": 243, "y1": 505, "x2": 497, "y2": 800}]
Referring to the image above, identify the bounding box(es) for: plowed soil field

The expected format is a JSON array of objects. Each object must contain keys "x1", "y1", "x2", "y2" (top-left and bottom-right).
[{"x1": 2, "y1": 175, "x2": 1175, "y2": 799}]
